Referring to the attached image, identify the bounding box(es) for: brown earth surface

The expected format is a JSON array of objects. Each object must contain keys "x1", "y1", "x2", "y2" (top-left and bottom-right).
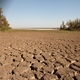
[{"x1": 0, "y1": 31, "x2": 80, "y2": 80}]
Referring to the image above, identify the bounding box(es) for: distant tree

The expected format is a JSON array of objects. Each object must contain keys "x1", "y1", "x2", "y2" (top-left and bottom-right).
[
  {"x1": 66, "y1": 20, "x2": 73, "y2": 30},
  {"x1": 0, "y1": 7, "x2": 11, "y2": 31},
  {"x1": 0, "y1": 8, "x2": 3, "y2": 27},
  {"x1": 60, "y1": 25, "x2": 63, "y2": 30},
  {"x1": 60, "y1": 21, "x2": 66, "y2": 30},
  {"x1": 60, "y1": 18, "x2": 80, "y2": 31}
]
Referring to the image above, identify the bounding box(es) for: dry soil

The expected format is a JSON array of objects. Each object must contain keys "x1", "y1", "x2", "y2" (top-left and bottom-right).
[{"x1": 0, "y1": 31, "x2": 80, "y2": 80}]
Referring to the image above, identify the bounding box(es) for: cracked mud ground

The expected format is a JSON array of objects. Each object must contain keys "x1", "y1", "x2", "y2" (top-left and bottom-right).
[{"x1": 0, "y1": 31, "x2": 80, "y2": 80}]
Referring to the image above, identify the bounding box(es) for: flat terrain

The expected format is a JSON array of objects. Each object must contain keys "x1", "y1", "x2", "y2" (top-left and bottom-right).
[{"x1": 0, "y1": 31, "x2": 80, "y2": 80}]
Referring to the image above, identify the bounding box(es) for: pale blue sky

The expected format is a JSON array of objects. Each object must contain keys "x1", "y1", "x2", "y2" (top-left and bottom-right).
[{"x1": 1, "y1": 0, "x2": 80, "y2": 28}]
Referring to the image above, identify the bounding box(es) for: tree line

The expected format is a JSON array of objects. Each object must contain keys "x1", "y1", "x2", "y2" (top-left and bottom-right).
[
  {"x1": 60, "y1": 18, "x2": 80, "y2": 31},
  {"x1": 0, "y1": 7, "x2": 11, "y2": 31}
]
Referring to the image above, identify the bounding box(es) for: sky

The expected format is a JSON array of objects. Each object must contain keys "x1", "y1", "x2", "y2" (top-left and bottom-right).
[{"x1": 0, "y1": 0, "x2": 80, "y2": 29}]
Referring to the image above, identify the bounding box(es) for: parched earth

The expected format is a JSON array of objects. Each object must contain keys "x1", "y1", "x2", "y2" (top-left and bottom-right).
[{"x1": 0, "y1": 31, "x2": 80, "y2": 80}]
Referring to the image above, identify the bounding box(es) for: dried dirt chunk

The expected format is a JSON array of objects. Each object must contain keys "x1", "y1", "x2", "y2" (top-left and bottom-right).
[
  {"x1": 73, "y1": 62, "x2": 80, "y2": 68},
  {"x1": 75, "y1": 74, "x2": 80, "y2": 80},
  {"x1": 20, "y1": 70, "x2": 35, "y2": 80},
  {"x1": 69, "y1": 63, "x2": 80, "y2": 72},
  {"x1": 42, "y1": 73, "x2": 58, "y2": 80},
  {"x1": 13, "y1": 61, "x2": 30, "y2": 74},
  {"x1": 55, "y1": 68, "x2": 74, "y2": 79}
]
